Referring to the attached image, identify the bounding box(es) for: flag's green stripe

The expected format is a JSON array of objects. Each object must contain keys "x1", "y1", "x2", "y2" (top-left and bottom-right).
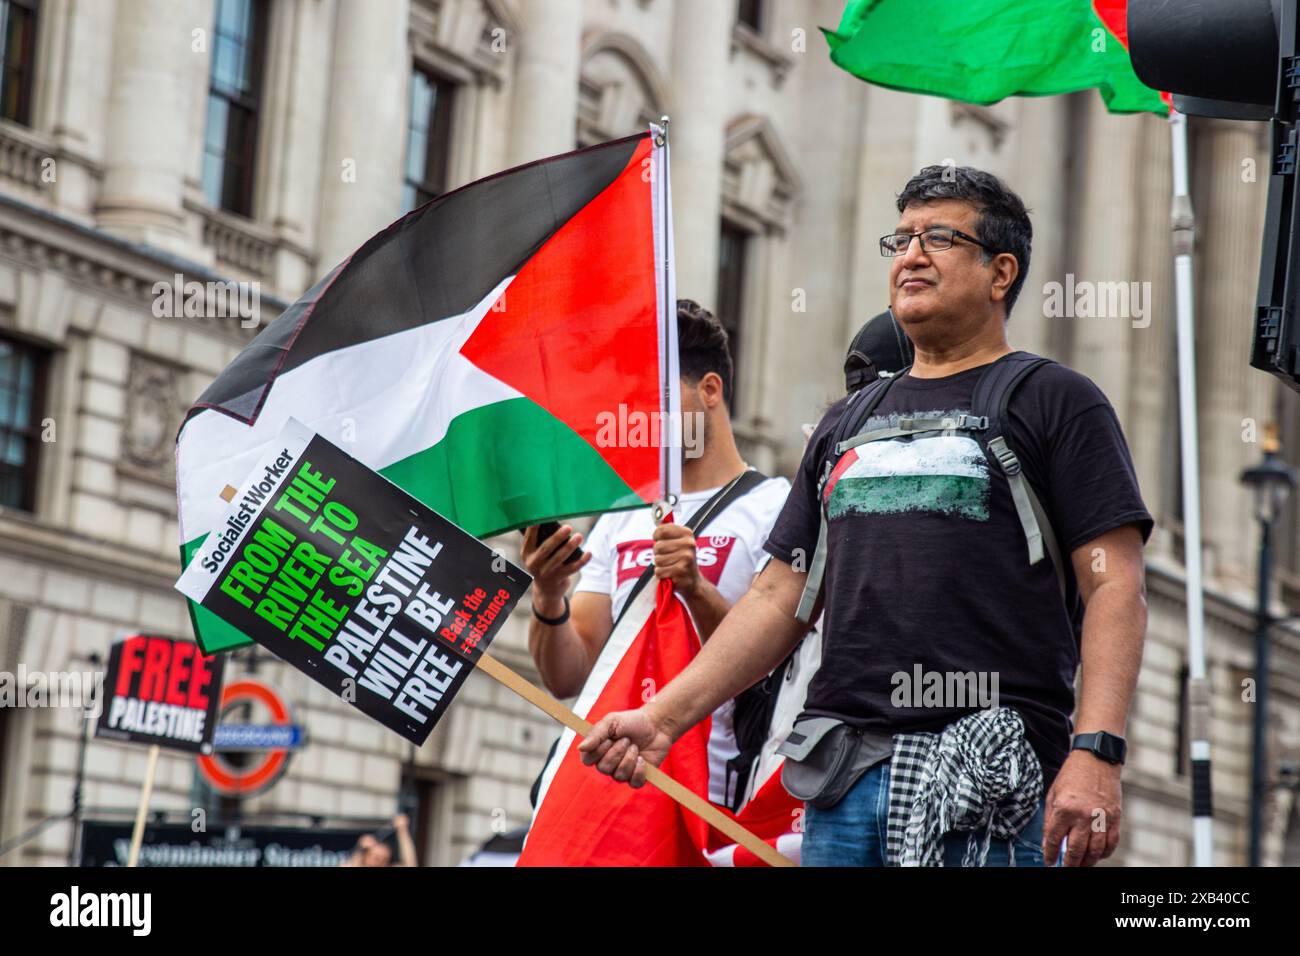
[
  {"x1": 184, "y1": 396, "x2": 643, "y2": 653},
  {"x1": 380, "y1": 395, "x2": 643, "y2": 538},
  {"x1": 829, "y1": 474, "x2": 990, "y2": 521},
  {"x1": 181, "y1": 538, "x2": 259, "y2": 653},
  {"x1": 824, "y1": 0, "x2": 1166, "y2": 115}
]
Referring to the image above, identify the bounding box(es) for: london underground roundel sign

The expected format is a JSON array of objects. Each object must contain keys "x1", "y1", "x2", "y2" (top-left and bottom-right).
[{"x1": 196, "y1": 679, "x2": 305, "y2": 797}]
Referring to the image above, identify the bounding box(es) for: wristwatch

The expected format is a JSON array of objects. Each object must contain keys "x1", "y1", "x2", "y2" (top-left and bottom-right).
[{"x1": 1071, "y1": 731, "x2": 1127, "y2": 765}]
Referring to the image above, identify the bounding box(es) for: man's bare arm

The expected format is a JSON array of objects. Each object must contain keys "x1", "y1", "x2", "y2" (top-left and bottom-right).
[
  {"x1": 1042, "y1": 522, "x2": 1147, "y2": 867},
  {"x1": 648, "y1": 558, "x2": 811, "y2": 739},
  {"x1": 392, "y1": 814, "x2": 418, "y2": 867},
  {"x1": 579, "y1": 557, "x2": 814, "y2": 783},
  {"x1": 522, "y1": 523, "x2": 614, "y2": 699},
  {"x1": 528, "y1": 590, "x2": 611, "y2": 698},
  {"x1": 1072, "y1": 524, "x2": 1147, "y2": 737},
  {"x1": 677, "y1": 579, "x2": 731, "y2": 640}
]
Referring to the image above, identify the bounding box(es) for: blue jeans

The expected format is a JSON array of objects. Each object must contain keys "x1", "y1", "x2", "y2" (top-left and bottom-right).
[{"x1": 801, "y1": 760, "x2": 1062, "y2": 867}]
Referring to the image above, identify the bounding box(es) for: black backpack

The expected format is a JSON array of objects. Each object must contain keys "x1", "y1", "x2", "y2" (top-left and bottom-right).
[
  {"x1": 795, "y1": 351, "x2": 1073, "y2": 625},
  {"x1": 724, "y1": 641, "x2": 799, "y2": 811}
]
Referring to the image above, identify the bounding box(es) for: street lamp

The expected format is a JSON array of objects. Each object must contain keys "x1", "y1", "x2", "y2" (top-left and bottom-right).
[{"x1": 1239, "y1": 426, "x2": 1297, "y2": 867}]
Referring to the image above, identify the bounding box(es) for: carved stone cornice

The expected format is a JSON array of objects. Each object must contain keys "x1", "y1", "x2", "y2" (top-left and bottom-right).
[
  {"x1": 730, "y1": 23, "x2": 794, "y2": 89},
  {"x1": 410, "y1": 0, "x2": 518, "y2": 88},
  {"x1": 0, "y1": 193, "x2": 285, "y2": 347},
  {"x1": 0, "y1": 511, "x2": 180, "y2": 590},
  {"x1": 722, "y1": 114, "x2": 802, "y2": 235}
]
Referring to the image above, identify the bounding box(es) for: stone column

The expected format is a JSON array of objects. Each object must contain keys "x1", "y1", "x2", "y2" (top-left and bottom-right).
[
  {"x1": 1009, "y1": 95, "x2": 1070, "y2": 359},
  {"x1": 1124, "y1": 115, "x2": 1176, "y2": 538},
  {"x1": 1195, "y1": 119, "x2": 1276, "y2": 583},
  {"x1": 95, "y1": 0, "x2": 199, "y2": 251},
  {"x1": 315, "y1": 0, "x2": 410, "y2": 273},
  {"x1": 260, "y1": 0, "x2": 335, "y2": 294},
  {"x1": 667, "y1": 0, "x2": 734, "y2": 308},
  {"x1": 847, "y1": 85, "x2": 919, "y2": 330},
  {"x1": 1069, "y1": 96, "x2": 1142, "y2": 427},
  {"x1": 32, "y1": 0, "x2": 119, "y2": 220},
  {"x1": 505, "y1": 0, "x2": 582, "y2": 166}
]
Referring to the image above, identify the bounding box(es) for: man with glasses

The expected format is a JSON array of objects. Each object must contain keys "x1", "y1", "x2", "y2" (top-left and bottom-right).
[{"x1": 578, "y1": 165, "x2": 1151, "y2": 867}]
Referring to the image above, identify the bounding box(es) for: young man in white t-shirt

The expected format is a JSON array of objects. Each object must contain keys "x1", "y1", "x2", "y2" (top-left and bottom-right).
[{"x1": 523, "y1": 299, "x2": 789, "y2": 808}]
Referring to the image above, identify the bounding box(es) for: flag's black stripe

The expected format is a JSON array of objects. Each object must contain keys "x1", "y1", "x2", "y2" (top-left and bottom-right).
[{"x1": 186, "y1": 133, "x2": 647, "y2": 427}]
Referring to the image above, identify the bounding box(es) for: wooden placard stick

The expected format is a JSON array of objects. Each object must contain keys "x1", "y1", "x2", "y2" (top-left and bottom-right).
[
  {"x1": 126, "y1": 744, "x2": 161, "y2": 868},
  {"x1": 475, "y1": 652, "x2": 793, "y2": 868}
]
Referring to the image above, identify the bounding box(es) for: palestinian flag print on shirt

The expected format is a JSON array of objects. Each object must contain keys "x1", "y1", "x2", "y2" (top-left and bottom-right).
[
  {"x1": 823, "y1": 421, "x2": 991, "y2": 522},
  {"x1": 176, "y1": 128, "x2": 678, "y2": 653}
]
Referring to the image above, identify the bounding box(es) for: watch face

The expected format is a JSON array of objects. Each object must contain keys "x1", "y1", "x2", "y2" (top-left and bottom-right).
[
  {"x1": 1077, "y1": 733, "x2": 1125, "y2": 764},
  {"x1": 1097, "y1": 733, "x2": 1125, "y2": 763}
]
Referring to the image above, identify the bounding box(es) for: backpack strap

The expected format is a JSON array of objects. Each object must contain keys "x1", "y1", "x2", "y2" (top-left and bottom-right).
[
  {"x1": 970, "y1": 352, "x2": 1068, "y2": 601},
  {"x1": 838, "y1": 411, "x2": 989, "y2": 451},
  {"x1": 608, "y1": 468, "x2": 770, "y2": 634},
  {"x1": 794, "y1": 372, "x2": 905, "y2": 624}
]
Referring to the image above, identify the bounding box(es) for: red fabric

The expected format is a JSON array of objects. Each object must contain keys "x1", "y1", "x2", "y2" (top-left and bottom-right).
[
  {"x1": 517, "y1": 578, "x2": 713, "y2": 866},
  {"x1": 706, "y1": 772, "x2": 803, "y2": 867},
  {"x1": 460, "y1": 136, "x2": 661, "y2": 505},
  {"x1": 518, "y1": 573, "x2": 802, "y2": 866}
]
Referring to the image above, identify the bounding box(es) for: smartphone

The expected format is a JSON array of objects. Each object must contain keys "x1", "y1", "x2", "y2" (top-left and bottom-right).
[{"x1": 522, "y1": 520, "x2": 584, "y2": 564}]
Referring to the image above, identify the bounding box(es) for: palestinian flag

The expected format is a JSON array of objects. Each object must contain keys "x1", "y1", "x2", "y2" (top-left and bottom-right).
[
  {"x1": 824, "y1": 0, "x2": 1169, "y2": 115},
  {"x1": 519, "y1": 576, "x2": 804, "y2": 867},
  {"x1": 177, "y1": 128, "x2": 679, "y2": 653}
]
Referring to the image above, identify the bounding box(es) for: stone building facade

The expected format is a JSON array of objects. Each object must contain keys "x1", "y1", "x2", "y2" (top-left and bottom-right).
[{"x1": 0, "y1": 0, "x2": 1297, "y2": 866}]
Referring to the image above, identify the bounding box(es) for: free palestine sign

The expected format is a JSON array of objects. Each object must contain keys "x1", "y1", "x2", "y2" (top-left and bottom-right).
[
  {"x1": 176, "y1": 418, "x2": 531, "y2": 744},
  {"x1": 95, "y1": 634, "x2": 225, "y2": 754}
]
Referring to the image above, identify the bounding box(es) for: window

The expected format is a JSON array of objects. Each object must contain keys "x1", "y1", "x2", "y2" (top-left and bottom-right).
[
  {"x1": 402, "y1": 68, "x2": 456, "y2": 212},
  {"x1": 202, "y1": 0, "x2": 268, "y2": 217},
  {"x1": 0, "y1": 0, "x2": 38, "y2": 125},
  {"x1": 716, "y1": 223, "x2": 749, "y2": 414},
  {"x1": 0, "y1": 336, "x2": 46, "y2": 512},
  {"x1": 736, "y1": 0, "x2": 765, "y2": 33}
]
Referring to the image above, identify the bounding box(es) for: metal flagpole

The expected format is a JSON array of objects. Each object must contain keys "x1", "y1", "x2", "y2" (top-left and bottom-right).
[
  {"x1": 653, "y1": 116, "x2": 680, "y2": 521},
  {"x1": 1169, "y1": 109, "x2": 1214, "y2": 866}
]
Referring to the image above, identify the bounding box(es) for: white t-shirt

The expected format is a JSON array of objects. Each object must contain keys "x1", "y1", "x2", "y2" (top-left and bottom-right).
[{"x1": 573, "y1": 471, "x2": 791, "y2": 806}]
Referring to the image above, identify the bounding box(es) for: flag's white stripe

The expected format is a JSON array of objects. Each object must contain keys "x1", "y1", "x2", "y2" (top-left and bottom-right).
[
  {"x1": 705, "y1": 832, "x2": 802, "y2": 867},
  {"x1": 177, "y1": 277, "x2": 516, "y2": 543},
  {"x1": 838, "y1": 434, "x2": 988, "y2": 481},
  {"x1": 651, "y1": 122, "x2": 681, "y2": 504},
  {"x1": 523, "y1": 575, "x2": 659, "y2": 852}
]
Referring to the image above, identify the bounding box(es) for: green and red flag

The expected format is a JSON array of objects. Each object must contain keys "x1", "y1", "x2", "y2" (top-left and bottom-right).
[
  {"x1": 824, "y1": 0, "x2": 1169, "y2": 115},
  {"x1": 178, "y1": 128, "x2": 679, "y2": 653}
]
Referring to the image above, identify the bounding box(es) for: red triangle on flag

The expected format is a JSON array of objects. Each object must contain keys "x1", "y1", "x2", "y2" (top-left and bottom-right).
[{"x1": 460, "y1": 136, "x2": 661, "y2": 505}]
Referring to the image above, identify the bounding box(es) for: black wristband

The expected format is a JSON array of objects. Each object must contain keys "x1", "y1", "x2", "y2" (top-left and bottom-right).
[{"x1": 532, "y1": 595, "x2": 570, "y2": 626}]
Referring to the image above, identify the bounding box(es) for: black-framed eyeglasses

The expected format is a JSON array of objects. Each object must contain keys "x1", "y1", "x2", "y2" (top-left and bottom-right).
[{"x1": 879, "y1": 227, "x2": 995, "y2": 257}]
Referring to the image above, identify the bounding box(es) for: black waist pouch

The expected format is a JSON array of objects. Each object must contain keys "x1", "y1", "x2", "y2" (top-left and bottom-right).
[{"x1": 778, "y1": 717, "x2": 890, "y2": 810}]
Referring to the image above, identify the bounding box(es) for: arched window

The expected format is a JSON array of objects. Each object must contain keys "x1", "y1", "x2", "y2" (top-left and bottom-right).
[{"x1": 577, "y1": 34, "x2": 667, "y2": 147}]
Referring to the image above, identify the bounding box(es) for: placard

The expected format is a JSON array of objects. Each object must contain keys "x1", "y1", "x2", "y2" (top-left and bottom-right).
[{"x1": 176, "y1": 419, "x2": 531, "y2": 744}]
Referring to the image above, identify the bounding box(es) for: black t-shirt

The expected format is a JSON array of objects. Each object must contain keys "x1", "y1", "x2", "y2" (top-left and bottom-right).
[{"x1": 764, "y1": 357, "x2": 1153, "y2": 789}]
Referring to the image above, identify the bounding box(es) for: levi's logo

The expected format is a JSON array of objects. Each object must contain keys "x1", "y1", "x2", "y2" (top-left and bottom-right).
[{"x1": 614, "y1": 536, "x2": 738, "y2": 587}]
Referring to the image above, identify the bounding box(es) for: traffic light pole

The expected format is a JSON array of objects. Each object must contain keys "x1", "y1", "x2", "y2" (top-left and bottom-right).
[{"x1": 1170, "y1": 110, "x2": 1215, "y2": 867}]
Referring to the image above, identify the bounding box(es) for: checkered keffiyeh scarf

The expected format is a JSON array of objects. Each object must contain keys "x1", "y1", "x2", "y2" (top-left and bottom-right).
[{"x1": 885, "y1": 708, "x2": 1043, "y2": 867}]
